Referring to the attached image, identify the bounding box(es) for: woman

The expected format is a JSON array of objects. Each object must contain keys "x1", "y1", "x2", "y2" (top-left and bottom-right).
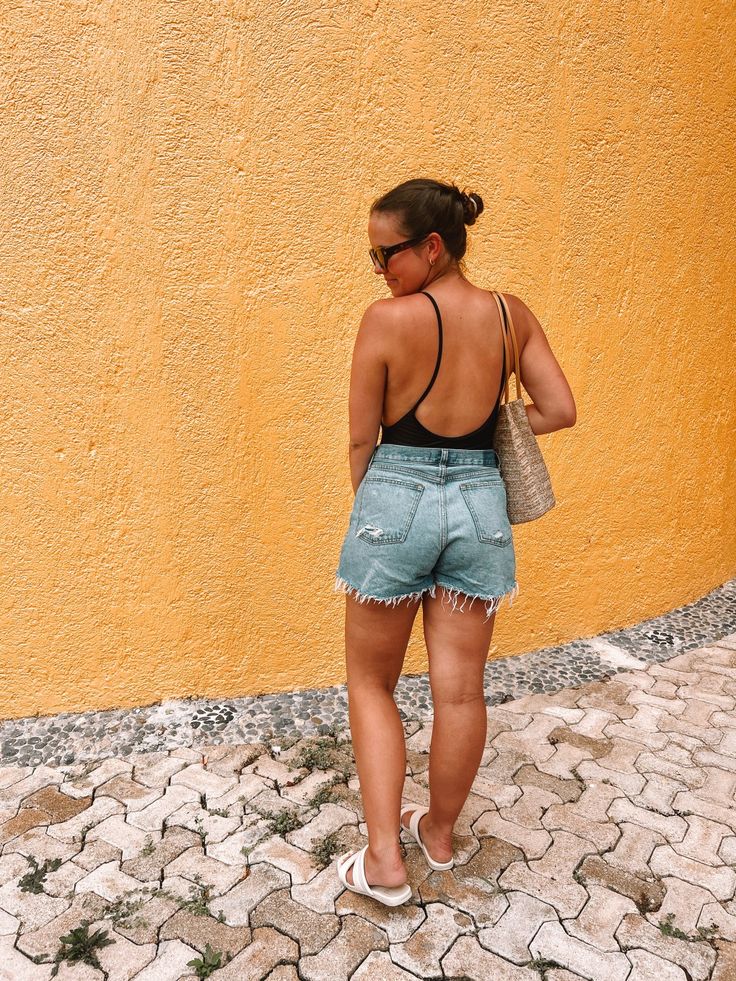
[{"x1": 334, "y1": 178, "x2": 576, "y2": 905}]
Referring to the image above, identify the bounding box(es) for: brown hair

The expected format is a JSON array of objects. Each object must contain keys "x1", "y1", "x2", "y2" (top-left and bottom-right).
[{"x1": 370, "y1": 178, "x2": 484, "y2": 267}]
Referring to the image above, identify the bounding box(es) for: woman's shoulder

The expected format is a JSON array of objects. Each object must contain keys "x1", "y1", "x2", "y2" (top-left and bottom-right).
[
  {"x1": 495, "y1": 290, "x2": 526, "y2": 321},
  {"x1": 361, "y1": 287, "x2": 536, "y2": 337},
  {"x1": 360, "y1": 293, "x2": 427, "y2": 333},
  {"x1": 358, "y1": 297, "x2": 396, "y2": 330},
  {"x1": 354, "y1": 298, "x2": 405, "y2": 363},
  {"x1": 494, "y1": 291, "x2": 537, "y2": 352}
]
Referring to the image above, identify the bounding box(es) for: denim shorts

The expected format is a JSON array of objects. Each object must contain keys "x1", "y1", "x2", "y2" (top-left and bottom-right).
[{"x1": 335, "y1": 445, "x2": 519, "y2": 620}]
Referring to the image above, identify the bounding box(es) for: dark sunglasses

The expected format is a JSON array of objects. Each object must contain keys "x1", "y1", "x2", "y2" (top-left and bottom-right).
[{"x1": 369, "y1": 234, "x2": 431, "y2": 272}]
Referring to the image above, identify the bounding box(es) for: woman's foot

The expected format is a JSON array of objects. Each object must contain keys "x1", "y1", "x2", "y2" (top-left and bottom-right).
[
  {"x1": 401, "y1": 808, "x2": 454, "y2": 864},
  {"x1": 343, "y1": 846, "x2": 408, "y2": 889}
]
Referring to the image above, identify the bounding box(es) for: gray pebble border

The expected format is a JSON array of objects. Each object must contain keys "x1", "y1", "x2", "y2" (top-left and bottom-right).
[{"x1": 2, "y1": 578, "x2": 734, "y2": 770}]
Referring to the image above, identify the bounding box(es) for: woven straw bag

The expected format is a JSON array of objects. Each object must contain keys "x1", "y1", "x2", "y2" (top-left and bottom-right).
[{"x1": 490, "y1": 290, "x2": 556, "y2": 524}]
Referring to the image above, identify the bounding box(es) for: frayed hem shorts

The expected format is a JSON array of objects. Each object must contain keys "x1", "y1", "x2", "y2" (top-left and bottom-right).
[{"x1": 334, "y1": 444, "x2": 518, "y2": 621}]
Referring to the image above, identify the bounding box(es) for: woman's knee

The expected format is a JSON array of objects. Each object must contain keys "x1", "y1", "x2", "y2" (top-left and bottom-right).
[{"x1": 431, "y1": 687, "x2": 486, "y2": 709}]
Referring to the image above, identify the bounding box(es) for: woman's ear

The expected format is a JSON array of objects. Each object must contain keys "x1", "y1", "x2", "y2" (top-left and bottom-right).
[{"x1": 428, "y1": 231, "x2": 443, "y2": 263}]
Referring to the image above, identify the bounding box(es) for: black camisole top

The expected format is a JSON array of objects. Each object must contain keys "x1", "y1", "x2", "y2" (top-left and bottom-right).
[{"x1": 379, "y1": 290, "x2": 506, "y2": 449}]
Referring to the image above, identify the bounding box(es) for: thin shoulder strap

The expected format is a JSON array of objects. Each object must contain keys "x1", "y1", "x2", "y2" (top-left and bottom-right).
[{"x1": 411, "y1": 291, "x2": 443, "y2": 409}]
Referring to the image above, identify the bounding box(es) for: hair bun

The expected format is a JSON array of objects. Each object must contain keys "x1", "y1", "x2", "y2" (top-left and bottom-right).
[{"x1": 460, "y1": 191, "x2": 484, "y2": 226}]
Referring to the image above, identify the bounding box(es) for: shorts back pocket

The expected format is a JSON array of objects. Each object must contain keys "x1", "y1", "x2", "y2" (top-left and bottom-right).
[
  {"x1": 355, "y1": 476, "x2": 424, "y2": 545},
  {"x1": 459, "y1": 480, "x2": 512, "y2": 546}
]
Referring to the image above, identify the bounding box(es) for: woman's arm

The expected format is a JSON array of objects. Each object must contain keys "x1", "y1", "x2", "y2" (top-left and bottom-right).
[
  {"x1": 346, "y1": 301, "x2": 390, "y2": 494},
  {"x1": 504, "y1": 294, "x2": 577, "y2": 435}
]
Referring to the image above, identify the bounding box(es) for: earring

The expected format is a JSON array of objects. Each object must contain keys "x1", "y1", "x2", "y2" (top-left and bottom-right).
[{"x1": 429, "y1": 258, "x2": 435, "y2": 266}]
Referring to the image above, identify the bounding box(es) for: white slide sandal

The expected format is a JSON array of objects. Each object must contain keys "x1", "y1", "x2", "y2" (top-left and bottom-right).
[
  {"x1": 336, "y1": 845, "x2": 412, "y2": 907},
  {"x1": 400, "y1": 804, "x2": 455, "y2": 871}
]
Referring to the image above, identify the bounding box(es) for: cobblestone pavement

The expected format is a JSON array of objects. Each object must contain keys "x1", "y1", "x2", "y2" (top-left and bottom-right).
[
  {"x1": 2, "y1": 580, "x2": 735, "y2": 771},
  {"x1": 1, "y1": 636, "x2": 736, "y2": 979}
]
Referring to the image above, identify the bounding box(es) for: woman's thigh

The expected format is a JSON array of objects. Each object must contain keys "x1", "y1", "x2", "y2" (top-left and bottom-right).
[
  {"x1": 421, "y1": 590, "x2": 496, "y2": 704},
  {"x1": 344, "y1": 593, "x2": 422, "y2": 693}
]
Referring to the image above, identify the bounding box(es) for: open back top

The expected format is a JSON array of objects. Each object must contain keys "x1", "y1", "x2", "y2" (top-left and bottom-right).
[{"x1": 378, "y1": 291, "x2": 506, "y2": 450}]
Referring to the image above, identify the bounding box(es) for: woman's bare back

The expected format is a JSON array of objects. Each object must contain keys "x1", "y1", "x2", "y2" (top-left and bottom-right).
[{"x1": 381, "y1": 283, "x2": 527, "y2": 438}]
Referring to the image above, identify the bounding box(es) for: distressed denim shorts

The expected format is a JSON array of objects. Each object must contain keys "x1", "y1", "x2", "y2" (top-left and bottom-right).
[{"x1": 335, "y1": 445, "x2": 519, "y2": 620}]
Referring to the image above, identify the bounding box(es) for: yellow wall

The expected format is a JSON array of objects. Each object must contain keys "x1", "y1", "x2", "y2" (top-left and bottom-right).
[{"x1": 2, "y1": 2, "x2": 734, "y2": 720}]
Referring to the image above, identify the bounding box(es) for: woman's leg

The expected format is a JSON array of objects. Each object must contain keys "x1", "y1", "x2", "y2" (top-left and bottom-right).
[
  {"x1": 402, "y1": 590, "x2": 496, "y2": 861},
  {"x1": 343, "y1": 592, "x2": 423, "y2": 887}
]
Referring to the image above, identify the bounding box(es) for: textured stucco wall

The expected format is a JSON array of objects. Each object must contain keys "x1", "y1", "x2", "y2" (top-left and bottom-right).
[{"x1": 2, "y1": 2, "x2": 734, "y2": 719}]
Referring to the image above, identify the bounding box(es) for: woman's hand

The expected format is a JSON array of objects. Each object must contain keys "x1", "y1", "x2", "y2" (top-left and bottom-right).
[{"x1": 349, "y1": 442, "x2": 376, "y2": 495}]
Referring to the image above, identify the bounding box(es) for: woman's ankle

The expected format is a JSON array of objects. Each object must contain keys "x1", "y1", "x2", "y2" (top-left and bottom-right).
[
  {"x1": 367, "y1": 841, "x2": 405, "y2": 866},
  {"x1": 424, "y1": 814, "x2": 454, "y2": 846}
]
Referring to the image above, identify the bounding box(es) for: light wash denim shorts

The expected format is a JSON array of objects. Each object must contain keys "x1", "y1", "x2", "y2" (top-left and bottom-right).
[{"x1": 335, "y1": 444, "x2": 519, "y2": 620}]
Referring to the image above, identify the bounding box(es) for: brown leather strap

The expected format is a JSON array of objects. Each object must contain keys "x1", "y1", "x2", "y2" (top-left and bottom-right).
[{"x1": 491, "y1": 290, "x2": 522, "y2": 404}]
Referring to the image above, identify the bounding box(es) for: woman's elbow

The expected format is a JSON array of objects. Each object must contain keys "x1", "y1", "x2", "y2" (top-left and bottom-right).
[{"x1": 559, "y1": 395, "x2": 577, "y2": 428}]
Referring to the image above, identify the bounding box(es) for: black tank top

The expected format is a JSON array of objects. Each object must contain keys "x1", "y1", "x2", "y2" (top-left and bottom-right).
[{"x1": 379, "y1": 291, "x2": 506, "y2": 449}]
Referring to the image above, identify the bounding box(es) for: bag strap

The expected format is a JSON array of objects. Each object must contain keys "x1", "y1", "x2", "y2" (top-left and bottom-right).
[{"x1": 491, "y1": 290, "x2": 522, "y2": 404}]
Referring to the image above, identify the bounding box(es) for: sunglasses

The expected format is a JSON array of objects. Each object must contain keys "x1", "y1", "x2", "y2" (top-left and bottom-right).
[{"x1": 369, "y1": 234, "x2": 431, "y2": 272}]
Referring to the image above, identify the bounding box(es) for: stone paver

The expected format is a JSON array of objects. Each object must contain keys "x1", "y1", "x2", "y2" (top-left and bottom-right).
[
  {"x1": 474, "y1": 811, "x2": 552, "y2": 859},
  {"x1": 626, "y1": 948, "x2": 688, "y2": 980},
  {"x1": 604, "y1": 822, "x2": 666, "y2": 879},
  {"x1": 650, "y1": 843, "x2": 736, "y2": 900},
  {"x1": 287, "y1": 860, "x2": 344, "y2": 915},
  {"x1": 124, "y1": 785, "x2": 200, "y2": 832},
  {"x1": 442, "y1": 935, "x2": 539, "y2": 979},
  {"x1": 85, "y1": 918, "x2": 157, "y2": 978},
  {"x1": 131, "y1": 938, "x2": 200, "y2": 980},
  {"x1": 0, "y1": 875, "x2": 69, "y2": 931},
  {"x1": 1, "y1": 632, "x2": 735, "y2": 977},
  {"x1": 541, "y1": 801, "x2": 621, "y2": 851},
  {"x1": 389, "y1": 901, "x2": 473, "y2": 977},
  {"x1": 351, "y1": 950, "x2": 419, "y2": 979},
  {"x1": 674, "y1": 813, "x2": 735, "y2": 865},
  {"x1": 74, "y1": 858, "x2": 157, "y2": 901},
  {"x1": 85, "y1": 814, "x2": 161, "y2": 860},
  {"x1": 699, "y1": 900, "x2": 736, "y2": 940},
  {"x1": 498, "y1": 859, "x2": 589, "y2": 918},
  {"x1": 531, "y1": 919, "x2": 632, "y2": 980},
  {"x1": 0, "y1": 938, "x2": 55, "y2": 979},
  {"x1": 652, "y1": 876, "x2": 720, "y2": 933},
  {"x1": 607, "y1": 797, "x2": 687, "y2": 842},
  {"x1": 95, "y1": 774, "x2": 162, "y2": 811},
  {"x1": 250, "y1": 885, "x2": 339, "y2": 954},
  {"x1": 477, "y1": 890, "x2": 557, "y2": 963},
  {"x1": 712, "y1": 939, "x2": 736, "y2": 981},
  {"x1": 15, "y1": 892, "x2": 109, "y2": 961},
  {"x1": 564, "y1": 885, "x2": 637, "y2": 951},
  {"x1": 576, "y1": 854, "x2": 666, "y2": 912},
  {"x1": 615, "y1": 911, "x2": 717, "y2": 980},
  {"x1": 210, "y1": 863, "x2": 290, "y2": 926},
  {"x1": 300, "y1": 915, "x2": 384, "y2": 981},
  {"x1": 159, "y1": 908, "x2": 250, "y2": 958}
]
